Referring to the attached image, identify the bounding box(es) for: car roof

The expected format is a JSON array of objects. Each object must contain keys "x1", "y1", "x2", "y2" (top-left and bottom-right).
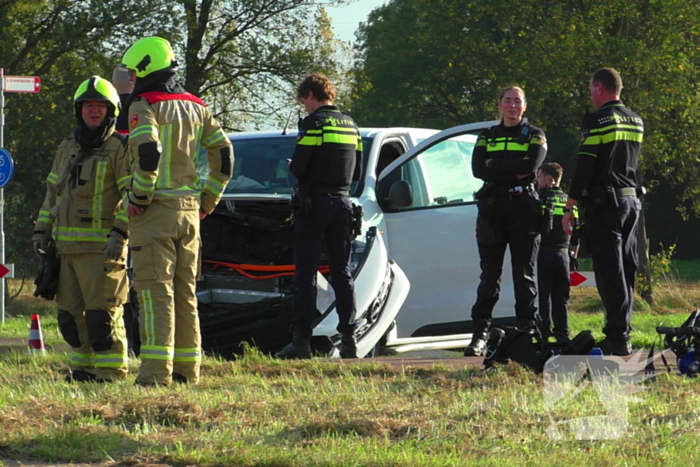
[{"x1": 226, "y1": 128, "x2": 439, "y2": 140}]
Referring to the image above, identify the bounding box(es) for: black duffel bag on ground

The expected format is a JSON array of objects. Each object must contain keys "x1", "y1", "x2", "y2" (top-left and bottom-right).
[{"x1": 483, "y1": 326, "x2": 596, "y2": 374}]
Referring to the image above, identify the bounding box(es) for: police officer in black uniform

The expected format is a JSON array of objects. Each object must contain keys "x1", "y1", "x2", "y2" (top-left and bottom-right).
[
  {"x1": 536, "y1": 162, "x2": 579, "y2": 339},
  {"x1": 464, "y1": 86, "x2": 547, "y2": 357},
  {"x1": 275, "y1": 73, "x2": 363, "y2": 360},
  {"x1": 563, "y1": 68, "x2": 643, "y2": 357}
]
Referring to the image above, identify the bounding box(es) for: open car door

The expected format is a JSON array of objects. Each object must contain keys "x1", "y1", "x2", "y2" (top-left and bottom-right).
[{"x1": 375, "y1": 121, "x2": 518, "y2": 349}]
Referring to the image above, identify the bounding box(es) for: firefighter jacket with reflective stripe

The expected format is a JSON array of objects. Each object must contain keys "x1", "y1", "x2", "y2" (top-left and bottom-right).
[
  {"x1": 126, "y1": 91, "x2": 233, "y2": 213},
  {"x1": 568, "y1": 100, "x2": 644, "y2": 201},
  {"x1": 289, "y1": 105, "x2": 363, "y2": 195},
  {"x1": 472, "y1": 121, "x2": 547, "y2": 188},
  {"x1": 34, "y1": 131, "x2": 129, "y2": 255},
  {"x1": 540, "y1": 186, "x2": 580, "y2": 251}
]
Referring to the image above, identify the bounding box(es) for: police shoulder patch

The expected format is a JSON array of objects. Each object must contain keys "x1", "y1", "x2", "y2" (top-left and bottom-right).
[{"x1": 579, "y1": 129, "x2": 589, "y2": 143}]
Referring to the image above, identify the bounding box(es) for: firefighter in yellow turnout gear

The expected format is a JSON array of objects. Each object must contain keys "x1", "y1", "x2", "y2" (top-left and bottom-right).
[
  {"x1": 121, "y1": 37, "x2": 233, "y2": 385},
  {"x1": 33, "y1": 76, "x2": 130, "y2": 382}
]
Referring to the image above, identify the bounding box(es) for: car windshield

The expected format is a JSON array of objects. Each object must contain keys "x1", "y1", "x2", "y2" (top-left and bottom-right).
[{"x1": 199, "y1": 135, "x2": 373, "y2": 196}]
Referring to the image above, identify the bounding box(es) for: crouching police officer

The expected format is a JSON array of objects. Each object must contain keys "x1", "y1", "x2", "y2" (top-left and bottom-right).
[
  {"x1": 464, "y1": 86, "x2": 547, "y2": 357},
  {"x1": 33, "y1": 76, "x2": 130, "y2": 382},
  {"x1": 276, "y1": 73, "x2": 363, "y2": 359}
]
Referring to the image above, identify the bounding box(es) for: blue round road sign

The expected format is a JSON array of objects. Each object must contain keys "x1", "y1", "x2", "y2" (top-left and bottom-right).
[{"x1": 0, "y1": 148, "x2": 15, "y2": 188}]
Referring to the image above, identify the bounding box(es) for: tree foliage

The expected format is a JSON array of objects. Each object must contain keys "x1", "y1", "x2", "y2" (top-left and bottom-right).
[{"x1": 351, "y1": 0, "x2": 700, "y2": 216}]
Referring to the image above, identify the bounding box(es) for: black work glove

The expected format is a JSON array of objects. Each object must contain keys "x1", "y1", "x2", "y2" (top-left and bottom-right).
[{"x1": 569, "y1": 256, "x2": 580, "y2": 273}]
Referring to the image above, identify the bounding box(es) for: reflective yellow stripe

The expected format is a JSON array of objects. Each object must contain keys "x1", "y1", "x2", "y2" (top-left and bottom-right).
[
  {"x1": 298, "y1": 134, "x2": 322, "y2": 146},
  {"x1": 47, "y1": 172, "x2": 58, "y2": 184},
  {"x1": 202, "y1": 129, "x2": 226, "y2": 148},
  {"x1": 37, "y1": 210, "x2": 52, "y2": 224},
  {"x1": 130, "y1": 125, "x2": 155, "y2": 139},
  {"x1": 154, "y1": 187, "x2": 200, "y2": 197},
  {"x1": 71, "y1": 351, "x2": 94, "y2": 366},
  {"x1": 322, "y1": 132, "x2": 359, "y2": 145},
  {"x1": 599, "y1": 131, "x2": 643, "y2": 144},
  {"x1": 486, "y1": 142, "x2": 529, "y2": 152},
  {"x1": 117, "y1": 174, "x2": 130, "y2": 191},
  {"x1": 203, "y1": 177, "x2": 225, "y2": 198},
  {"x1": 55, "y1": 227, "x2": 110, "y2": 242},
  {"x1": 140, "y1": 345, "x2": 174, "y2": 361},
  {"x1": 584, "y1": 123, "x2": 643, "y2": 148},
  {"x1": 140, "y1": 289, "x2": 155, "y2": 346},
  {"x1": 95, "y1": 353, "x2": 128, "y2": 368},
  {"x1": 133, "y1": 172, "x2": 155, "y2": 192},
  {"x1": 160, "y1": 123, "x2": 172, "y2": 189},
  {"x1": 174, "y1": 347, "x2": 201, "y2": 362},
  {"x1": 92, "y1": 160, "x2": 107, "y2": 231}
]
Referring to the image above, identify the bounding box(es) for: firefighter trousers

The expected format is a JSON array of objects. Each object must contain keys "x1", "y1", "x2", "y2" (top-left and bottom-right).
[
  {"x1": 56, "y1": 252, "x2": 129, "y2": 380},
  {"x1": 130, "y1": 200, "x2": 201, "y2": 385}
]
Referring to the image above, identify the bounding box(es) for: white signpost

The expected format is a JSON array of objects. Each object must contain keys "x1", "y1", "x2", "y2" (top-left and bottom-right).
[{"x1": 1, "y1": 68, "x2": 40, "y2": 324}]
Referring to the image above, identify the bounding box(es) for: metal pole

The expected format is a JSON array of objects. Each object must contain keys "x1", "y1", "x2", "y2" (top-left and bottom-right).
[{"x1": 0, "y1": 67, "x2": 6, "y2": 325}]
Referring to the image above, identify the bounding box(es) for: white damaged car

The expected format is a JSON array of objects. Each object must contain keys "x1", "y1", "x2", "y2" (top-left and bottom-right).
[{"x1": 197, "y1": 122, "x2": 518, "y2": 358}]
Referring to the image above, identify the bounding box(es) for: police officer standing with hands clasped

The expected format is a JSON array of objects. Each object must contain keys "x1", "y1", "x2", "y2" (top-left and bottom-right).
[
  {"x1": 275, "y1": 73, "x2": 363, "y2": 360},
  {"x1": 464, "y1": 86, "x2": 547, "y2": 357},
  {"x1": 563, "y1": 68, "x2": 643, "y2": 356}
]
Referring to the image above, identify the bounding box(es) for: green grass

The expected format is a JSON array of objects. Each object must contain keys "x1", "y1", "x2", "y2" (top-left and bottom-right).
[
  {"x1": 1, "y1": 350, "x2": 700, "y2": 466},
  {"x1": 668, "y1": 259, "x2": 700, "y2": 283},
  {"x1": 3, "y1": 274, "x2": 700, "y2": 466}
]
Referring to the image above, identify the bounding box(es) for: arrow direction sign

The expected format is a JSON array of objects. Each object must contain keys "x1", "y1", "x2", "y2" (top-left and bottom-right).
[
  {"x1": 3, "y1": 75, "x2": 41, "y2": 93},
  {"x1": 570, "y1": 271, "x2": 596, "y2": 287},
  {"x1": 0, "y1": 264, "x2": 13, "y2": 279}
]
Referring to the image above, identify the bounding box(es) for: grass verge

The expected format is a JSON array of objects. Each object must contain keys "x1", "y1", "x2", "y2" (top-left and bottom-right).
[{"x1": 1, "y1": 279, "x2": 700, "y2": 466}]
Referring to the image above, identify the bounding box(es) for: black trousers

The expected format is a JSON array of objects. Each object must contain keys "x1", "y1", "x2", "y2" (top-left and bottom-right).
[
  {"x1": 292, "y1": 194, "x2": 356, "y2": 337},
  {"x1": 584, "y1": 195, "x2": 640, "y2": 341},
  {"x1": 471, "y1": 191, "x2": 541, "y2": 323},
  {"x1": 537, "y1": 249, "x2": 570, "y2": 336}
]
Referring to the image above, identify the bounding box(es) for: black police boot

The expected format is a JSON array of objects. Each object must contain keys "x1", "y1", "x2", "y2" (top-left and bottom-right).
[
  {"x1": 597, "y1": 337, "x2": 632, "y2": 357},
  {"x1": 517, "y1": 317, "x2": 537, "y2": 330},
  {"x1": 464, "y1": 320, "x2": 490, "y2": 357},
  {"x1": 275, "y1": 328, "x2": 312, "y2": 359},
  {"x1": 339, "y1": 333, "x2": 357, "y2": 359}
]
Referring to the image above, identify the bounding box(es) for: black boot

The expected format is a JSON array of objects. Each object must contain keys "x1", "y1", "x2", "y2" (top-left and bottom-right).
[
  {"x1": 65, "y1": 369, "x2": 97, "y2": 383},
  {"x1": 275, "y1": 328, "x2": 312, "y2": 359},
  {"x1": 339, "y1": 333, "x2": 357, "y2": 358},
  {"x1": 464, "y1": 320, "x2": 490, "y2": 357},
  {"x1": 517, "y1": 317, "x2": 537, "y2": 330}
]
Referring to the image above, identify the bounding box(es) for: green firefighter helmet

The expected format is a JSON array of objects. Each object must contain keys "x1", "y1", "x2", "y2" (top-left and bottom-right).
[
  {"x1": 122, "y1": 36, "x2": 176, "y2": 78},
  {"x1": 73, "y1": 76, "x2": 120, "y2": 117}
]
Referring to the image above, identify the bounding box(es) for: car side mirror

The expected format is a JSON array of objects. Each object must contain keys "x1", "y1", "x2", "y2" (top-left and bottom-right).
[{"x1": 384, "y1": 180, "x2": 413, "y2": 210}]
